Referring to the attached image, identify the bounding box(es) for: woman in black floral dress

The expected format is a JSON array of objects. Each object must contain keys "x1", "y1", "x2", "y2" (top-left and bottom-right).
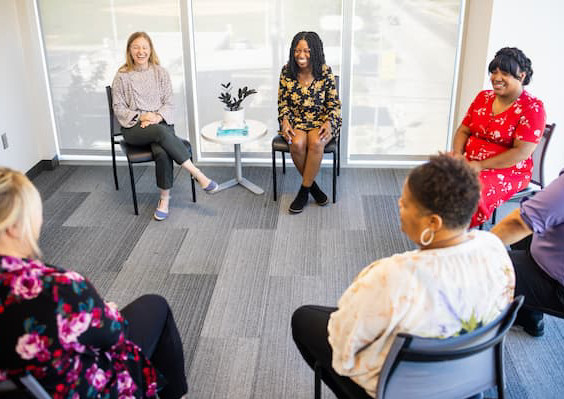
[
  {"x1": 0, "y1": 167, "x2": 188, "y2": 398},
  {"x1": 278, "y1": 31, "x2": 342, "y2": 213}
]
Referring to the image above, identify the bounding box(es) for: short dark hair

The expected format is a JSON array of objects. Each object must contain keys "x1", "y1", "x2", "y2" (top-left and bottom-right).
[
  {"x1": 488, "y1": 47, "x2": 533, "y2": 85},
  {"x1": 407, "y1": 154, "x2": 481, "y2": 229},
  {"x1": 286, "y1": 31, "x2": 325, "y2": 80}
]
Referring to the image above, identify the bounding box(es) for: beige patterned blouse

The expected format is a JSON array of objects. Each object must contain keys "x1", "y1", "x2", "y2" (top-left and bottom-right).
[
  {"x1": 112, "y1": 65, "x2": 174, "y2": 128},
  {"x1": 327, "y1": 230, "x2": 515, "y2": 398}
]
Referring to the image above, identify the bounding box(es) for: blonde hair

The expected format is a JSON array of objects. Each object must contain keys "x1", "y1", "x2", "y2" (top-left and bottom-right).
[
  {"x1": 119, "y1": 31, "x2": 160, "y2": 72},
  {"x1": 0, "y1": 167, "x2": 42, "y2": 258}
]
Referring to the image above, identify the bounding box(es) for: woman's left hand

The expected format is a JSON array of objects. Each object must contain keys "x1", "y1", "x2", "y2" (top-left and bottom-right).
[{"x1": 319, "y1": 121, "x2": 332, "y2": 142}]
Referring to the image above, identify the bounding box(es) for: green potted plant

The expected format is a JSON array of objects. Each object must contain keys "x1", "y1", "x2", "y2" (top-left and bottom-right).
[{"x1": 218, "y1": 82, "x2": 257, "y2": 129}]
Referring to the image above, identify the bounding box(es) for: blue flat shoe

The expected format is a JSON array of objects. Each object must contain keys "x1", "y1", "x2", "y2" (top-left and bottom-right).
[
  {"x1": 204, "y1": 180, "x2": 219, "y2": 194},
  {"x1": 153, "y1": 208, "x2": 168, "y2": 221},
  {"x1": 153, "y1": 198, "x2": 169, "y2": 221}
]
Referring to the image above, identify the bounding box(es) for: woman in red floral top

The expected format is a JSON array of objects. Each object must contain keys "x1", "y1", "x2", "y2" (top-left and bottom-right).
[
  {"x1": 0, "y1": 168, "x2": 188, "y2": 398},
  {"x1": 452, "y1": 47, "x2": 546, "y2": 227}
]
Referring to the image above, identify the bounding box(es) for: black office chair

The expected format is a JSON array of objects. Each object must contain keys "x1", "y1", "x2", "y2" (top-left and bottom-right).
[
  {"x1": 491, "y1": 123, "x2": 556, "y2": 224},
  {"x1": 314, "y1": 296, "x2": 524, "y2": 399},
  {"x1": 272, "y1": 76, "x2": 341, "y2": 203},
  {"x1": 105, "y1": 86, "x2": 196, "y2": 215}
]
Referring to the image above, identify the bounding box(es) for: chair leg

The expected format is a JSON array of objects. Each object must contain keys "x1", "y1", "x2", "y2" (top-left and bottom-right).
[
  {"x1": 337, "y1": 136, "x2": 341, "y2": 177},
  {"x1": 492, "y1": 208, "x2": 497, "y2": 226},
  {"x1": 314, "y1": 362, "x2": 322, "y2": 399},
  {"x1": 332, "y1": 151, "x2": 337, "y2": 203},
  {"x1": 272, "y1": 149, "x2": 278, "y2": 201},
  {"x1": 111, "y1": 143, "x2": 119, "y2": 190},
  {"x1": 127, "y1": 161, "x2": 139, "y2": 215},
  {"x1": 495, "y1": 342, "x2": 505, "y2": 399},
  {"x1": 282, "y1": 151, "x2": 286, "y2": 174},
  {"x1": 190, "y1": 156, "x2": 196, "y2": 203}
]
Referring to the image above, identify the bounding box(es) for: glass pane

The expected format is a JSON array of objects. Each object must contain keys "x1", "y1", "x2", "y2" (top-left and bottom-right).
[
  {"x1": 37, "y1": 0, "x2": 186, "y2": 154},
  {"x1": 192, "y1": 0, "x2": 342, "y2": 154},
  {"x1": 349, "y1": 0, "x2": 462, "y2": 157}
]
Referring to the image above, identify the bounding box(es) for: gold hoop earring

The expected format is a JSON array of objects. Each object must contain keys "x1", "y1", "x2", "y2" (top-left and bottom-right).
[{"x1": 420, "y1": 227, "x2": 434, "y2": 246}]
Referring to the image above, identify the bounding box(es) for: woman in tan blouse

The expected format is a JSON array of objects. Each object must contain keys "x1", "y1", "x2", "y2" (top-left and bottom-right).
[
  {"x1": 292, "y1": 154, "x2": 515, "y2": 398},
  {"x1": 278, "y1": 31, "x2": 341, "y2": 213},
  {"x1": 112, "y1": 32, "x2": 217, "y2": 221}
]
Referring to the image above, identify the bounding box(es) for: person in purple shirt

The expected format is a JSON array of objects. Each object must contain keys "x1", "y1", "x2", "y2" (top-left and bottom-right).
[{"x1": 492, "y1": 170, "x2": 564, "y2": 336}]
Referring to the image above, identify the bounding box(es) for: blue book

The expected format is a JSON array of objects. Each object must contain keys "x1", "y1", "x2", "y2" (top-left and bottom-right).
[{"x1": 217, "y1": 125, "x2": 249, "y2": 137}]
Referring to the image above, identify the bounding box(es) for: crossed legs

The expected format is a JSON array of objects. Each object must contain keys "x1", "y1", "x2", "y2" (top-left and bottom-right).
[{"x1": 123, "y1": 122, "x2": 216, "y2": 215}]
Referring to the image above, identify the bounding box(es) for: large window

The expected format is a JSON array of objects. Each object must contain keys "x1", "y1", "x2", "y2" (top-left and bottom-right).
[
  {"x1": 348, "y1": 0, "x2": 462, "y2": 159},
  {"x1": 191, "y1": 0, "x2": 343, "y2": 155},
  {"x1": 36, "y1": 0, "x2": 463, "y2": 163},
  {"x1": 37, "y1": 0, "x2": 187, "y2": 155}
]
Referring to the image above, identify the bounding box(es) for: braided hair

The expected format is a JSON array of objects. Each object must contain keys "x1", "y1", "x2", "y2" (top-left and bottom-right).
[
  {"x1": 286, "y1": 31, "x2": 326, "y2": 80},
  {"x1": 488, "y1": 47, "x2": 533, "y2": 85}
]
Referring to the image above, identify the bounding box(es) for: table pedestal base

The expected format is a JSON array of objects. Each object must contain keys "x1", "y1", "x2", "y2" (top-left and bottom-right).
[
  {"x1": 216, "y1": 177, "x2": 264, "y2": 194},
  {"x1": 215, "y1": 143, "x2": 264, "y2": 195}
]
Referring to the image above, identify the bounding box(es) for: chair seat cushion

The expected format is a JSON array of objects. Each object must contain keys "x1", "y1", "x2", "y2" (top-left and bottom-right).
[
  {"x1": 272, "y1": 134, "x2": 336, "y2": 153},
  {"x1": 120, "y1": 139, "x2": 192, "y2": 163},
  {"x1": 120, "y1": 142, "x2": 153, "y2": 163},
  {"x1": 272, "y1": 135, "x2": 290, "y2": 152}
]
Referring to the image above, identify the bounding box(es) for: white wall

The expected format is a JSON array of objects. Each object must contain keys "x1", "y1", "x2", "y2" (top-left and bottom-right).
[
  {"x1": 457, "y1": 0, "x2": 563, "y2": 184},
  {"x1": 0, "y1": 0, "x2": 56, "y2": 173}
]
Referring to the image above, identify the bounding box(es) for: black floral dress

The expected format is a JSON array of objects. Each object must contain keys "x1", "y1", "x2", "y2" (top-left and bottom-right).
[
  {"x1": 277, "y1": 64, "x2": 342, "y2": 136},
  {"x1": 0, "y1": 256, "x2": 164, "y2": 399}
]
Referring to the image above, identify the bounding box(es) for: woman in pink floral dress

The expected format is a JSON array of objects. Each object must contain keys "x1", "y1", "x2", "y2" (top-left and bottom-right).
[
  {"x1": 0, "y1": 168, "x2": 188, "y2": 398},
  {"x1": 452, "y1": 47, "x2": 546, "y2": 227}
]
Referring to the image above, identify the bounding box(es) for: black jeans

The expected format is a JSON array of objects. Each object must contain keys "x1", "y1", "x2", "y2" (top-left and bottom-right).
[
  {"x1": 122, "y1": 295, "x2": 188, "y2": 399},
  {"x1": 510, "y1": 249, "x2": 564, "y2": 323},
  {"x1": 122, "y1": 122, "x2": 191, "y2": 190},
  {"x1": 291, "y1": 305, "x2": 371, "y2": 399}
]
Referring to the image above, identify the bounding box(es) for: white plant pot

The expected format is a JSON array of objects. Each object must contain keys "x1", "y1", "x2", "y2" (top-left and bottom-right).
[{"x1": 222, "y1": 108, "x2": 245, "y2": 129}]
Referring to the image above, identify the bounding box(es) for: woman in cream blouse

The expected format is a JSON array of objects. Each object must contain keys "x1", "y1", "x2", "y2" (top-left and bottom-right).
[{"x1": 292, "y1": 154, "x2": 515, "y2": 398}]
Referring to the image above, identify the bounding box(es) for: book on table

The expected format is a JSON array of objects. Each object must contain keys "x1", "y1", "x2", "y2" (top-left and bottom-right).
[{"x1": 217, "y1": 124, "x2": 249, "y2": 137}]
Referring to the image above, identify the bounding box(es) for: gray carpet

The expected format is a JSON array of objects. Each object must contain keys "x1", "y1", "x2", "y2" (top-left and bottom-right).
[{"x1": 33, "y1": 164, "x2": 564, "y2": 399}]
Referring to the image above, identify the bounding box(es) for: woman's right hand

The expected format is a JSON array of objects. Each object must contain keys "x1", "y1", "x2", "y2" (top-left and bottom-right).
[
  {"x1": 281, "y1": 118, "x2": 295, "y2": 144},
  {"x1": 140, "y1": 112, "x2": 162, "y2": 128}
]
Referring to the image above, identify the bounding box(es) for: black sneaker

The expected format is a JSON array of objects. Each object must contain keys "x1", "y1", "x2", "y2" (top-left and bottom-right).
[
  {"x1": 515, "y1": 312, "x2": 545, "y2": 337},
  {"x1": 289, "y1": 186, "x2": 310, "y2": 214},
  {"x1": 310, "y1": 182, "x2": 329, "y2": 206}
]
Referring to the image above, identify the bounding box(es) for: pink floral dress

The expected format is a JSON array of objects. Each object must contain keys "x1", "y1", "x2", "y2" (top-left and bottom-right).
[
  {"x1": 462, "y1": 90, "x2": 546, "y2": 227},
  {"x1": 0, "y1": 256, "x2": 163, "y2": 398}
]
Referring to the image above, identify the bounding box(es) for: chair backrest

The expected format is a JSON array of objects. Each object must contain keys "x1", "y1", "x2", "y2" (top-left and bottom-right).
[
  {"x1": 0, "y1": 375, "x2": 51, "y2": 399},
  {"x1": 335, "y1": 75, "x2": 340, "y2": 97},
  {"x1": 531, "y1": 123, "x2": 556, "y2": 188},
  {"x1": 334, "y1": 75, "x2": 341, "y2": 142},
  {"x1": 376, "y1": 296, "x2": 524, "y2": 399},
  {"x1": 105, "y1": 85, "x2": 122, "y2": 141}
]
